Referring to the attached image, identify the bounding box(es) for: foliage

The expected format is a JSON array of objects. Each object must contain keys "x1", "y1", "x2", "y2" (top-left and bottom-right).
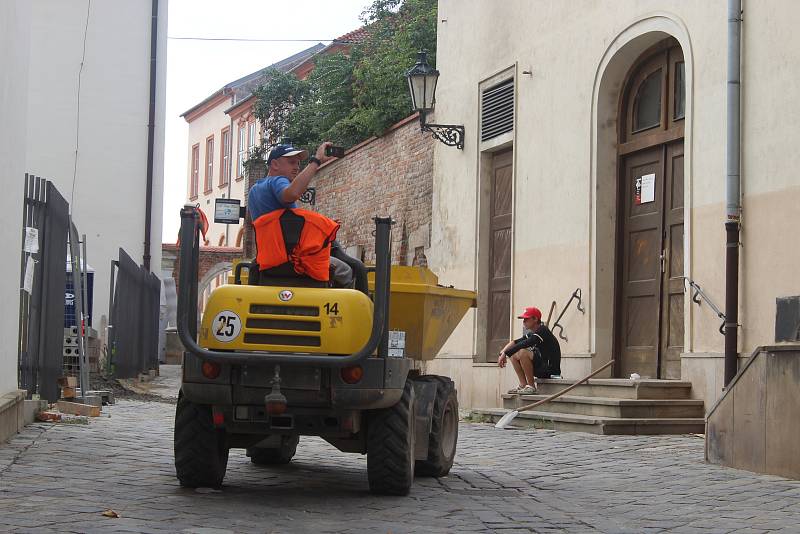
[
  {"x1": 252, "y1": 0, "x2": 437, "y2": 153},
  {"x1": 251, "y1": 68, "x2": 307, "y2": 147}
]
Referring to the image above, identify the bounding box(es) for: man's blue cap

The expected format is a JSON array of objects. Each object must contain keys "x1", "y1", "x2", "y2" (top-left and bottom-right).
[{"x1": 266, "y1": 144, "x2": 308, "y2": 166}]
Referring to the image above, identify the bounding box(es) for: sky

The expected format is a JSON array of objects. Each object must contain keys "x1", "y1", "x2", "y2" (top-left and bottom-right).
[{"x1": 162, "y1": 0, "x2": 372, "y2": 241}]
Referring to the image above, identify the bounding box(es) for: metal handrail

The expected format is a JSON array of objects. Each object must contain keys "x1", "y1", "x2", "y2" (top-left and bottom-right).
[
  {"x1": 684, "y1": 277, "x2": 726, "y2": 335},
  {"x1": 176, "y1": 205, "x2": 393, "y2": 366},
  {"x1": 551, "y1": 288, "x2": 585, "y2": 342}
]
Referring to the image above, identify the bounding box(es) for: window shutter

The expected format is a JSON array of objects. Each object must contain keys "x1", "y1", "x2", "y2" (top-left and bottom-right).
[{"x1": 481, "y1": 79, "x2": 514, "y2": 142}]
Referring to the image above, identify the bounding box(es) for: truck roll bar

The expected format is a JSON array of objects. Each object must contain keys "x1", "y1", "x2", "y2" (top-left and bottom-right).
[{"x1": 176, "y1": 205, "x2": 393, "y2": 367}]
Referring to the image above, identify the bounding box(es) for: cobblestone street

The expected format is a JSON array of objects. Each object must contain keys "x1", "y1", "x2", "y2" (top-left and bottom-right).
[{"x1": 1, "y1": 381, "x2": 800, "y2": 533}]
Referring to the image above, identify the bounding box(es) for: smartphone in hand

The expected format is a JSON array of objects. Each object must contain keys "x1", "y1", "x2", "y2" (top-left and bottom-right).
[{"x1": 325, "y1": 145, "x2": 345, "y2": 158}]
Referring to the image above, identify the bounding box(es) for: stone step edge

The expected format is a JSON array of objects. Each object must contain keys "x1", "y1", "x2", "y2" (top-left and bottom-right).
[
  {"x1": 537, "y1": 378, "x2": 693, "y2": 388},
  {"x1": 500, "y1": 394, "x2": 705, "y2": 406},
  {"x1": 473, "y1": 408, "x2": 707, "y2": 426}
]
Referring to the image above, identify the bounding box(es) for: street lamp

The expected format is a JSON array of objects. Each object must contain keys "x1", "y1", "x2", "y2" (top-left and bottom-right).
[{"x1": 405, "y1": 51, "x2": 465, "y2": 150}]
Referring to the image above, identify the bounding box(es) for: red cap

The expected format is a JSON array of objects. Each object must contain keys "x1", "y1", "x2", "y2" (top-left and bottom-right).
[{"x1": 517, "y1": 307, "x2": 542, "y2": 321}]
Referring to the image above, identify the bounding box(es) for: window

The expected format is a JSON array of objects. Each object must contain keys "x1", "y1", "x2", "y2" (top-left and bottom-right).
[
  {"x1": 237, "y1": 124, "x2": 247, "y2": 179},
  {"x1": 633, "y1": 70, "x2": 662, "y2": 132},
  {"x1": 204, "y1": 136, "x2": 214, "y2": 193},
  {"x1": 674, "y1": 62, "x2": 685, "y2": 119},
  {"x1": 248, "y1": 121, "x2": 257, "y2": 153},
  {"x1": 220, "y1": 128, "x2": 230, "y2": 186},
  {"x1": 621, "y1": 42, "x2": 684, "y2": 145},
  {"x1": 190, "y1": 144, "x2": 200, "y2": 199}
]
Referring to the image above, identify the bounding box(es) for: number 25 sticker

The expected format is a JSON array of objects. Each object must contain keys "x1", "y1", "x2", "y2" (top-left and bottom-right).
[{"x1": 212, "y1": 311, "x2": 242, "y2": 342}]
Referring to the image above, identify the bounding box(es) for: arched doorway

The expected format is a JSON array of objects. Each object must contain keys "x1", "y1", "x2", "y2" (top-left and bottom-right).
[{"x1": 615, "y1": 39, "x2": 685, "y2": 379}]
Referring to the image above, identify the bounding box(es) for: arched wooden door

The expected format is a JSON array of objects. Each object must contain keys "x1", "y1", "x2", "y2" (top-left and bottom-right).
[{"x1": 615, "y1": 40, "x2": 686, "y2": 379}]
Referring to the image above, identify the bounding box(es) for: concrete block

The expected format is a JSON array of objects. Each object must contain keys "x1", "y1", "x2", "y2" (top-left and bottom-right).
[
  {"x1": 84, "y1": 390, "x2": 114, "y2": 405},
  {"x1": 0, "y1": 390, "x2": 26, "y2": 443},
  {"x1": 75, "y1": 395, "x2": 102, "y2": 407},
  {"x1": 23, "y1": 399, "x2": 48, "y2": 425},
  {"x1": 56, "y1": 400, "x2": 100, "y2": 417}
]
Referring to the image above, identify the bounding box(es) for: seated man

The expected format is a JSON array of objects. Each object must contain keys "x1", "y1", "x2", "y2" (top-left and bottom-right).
[
  {"x1": 248, "y1": 141, "x2": 352, "y2": 286},
  {"x1": 497, "y1": 306, "x2": 562, "y2": 394}
]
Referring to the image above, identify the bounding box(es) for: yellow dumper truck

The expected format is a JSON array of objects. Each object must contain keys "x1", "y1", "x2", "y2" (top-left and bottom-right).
[{"x1": 175, "y1": 206, "x2": 475, "y2": 495}]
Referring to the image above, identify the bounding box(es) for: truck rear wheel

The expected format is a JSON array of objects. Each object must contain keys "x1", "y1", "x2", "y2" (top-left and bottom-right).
[
  {"x1": 367, "y1": 379, "x2": 416, "y2": 495},
  {"x1": 174, "y1": 393, "x2": 229, "y2": 488},
  {"x1": 247, "y1": 435, "x2": 299, "y2": 465},
  {"x1": 415, "y1": 375, "x2": 458, "y2": 477}
]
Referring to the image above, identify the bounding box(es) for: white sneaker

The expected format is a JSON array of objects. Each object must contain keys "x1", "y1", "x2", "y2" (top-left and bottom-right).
[{"x1": 519, "y1": 384, "x2": 537, "y2": 395}]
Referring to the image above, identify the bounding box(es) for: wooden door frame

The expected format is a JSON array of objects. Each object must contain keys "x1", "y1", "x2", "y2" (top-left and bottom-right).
[{"x1": 612, "y1": 39, "x2": 686, "y2": 379}]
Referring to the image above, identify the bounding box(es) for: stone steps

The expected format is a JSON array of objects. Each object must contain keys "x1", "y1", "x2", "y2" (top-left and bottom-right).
[
  {"x1": 475, "y1": 408, "x2": 706, "y2": 435},
  {"x1": 531, "y1": 378, "x2": 694, "y2": 399},
  {"x1": 501, "y1": 394, "x2": 705, "y2": 419},
  {"x1": 471, "y1": 378, "x2": 705, "y2": 435}
]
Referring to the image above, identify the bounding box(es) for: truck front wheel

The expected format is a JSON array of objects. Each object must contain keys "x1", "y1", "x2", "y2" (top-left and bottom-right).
[
  {"x1": 173, "y1": 393, "x2": 229, "y2": 488},
  {"x1": 415, "y1": 375, "x2": 458, "y2": 477},
  {"x1": 366, "y1": 379, "x2": 416, "y2": 495}
]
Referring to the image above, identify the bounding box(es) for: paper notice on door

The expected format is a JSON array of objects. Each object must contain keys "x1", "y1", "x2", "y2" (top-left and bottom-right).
[
  {"x1": 639, "y1": 173, "x2": 656, "y2": 204},
  {"x1": 23, "y1": 227, "x2": 39, "y2": 254},
  {"x1": 23, "y1": 256, "x2": 35, "y2": 294}
]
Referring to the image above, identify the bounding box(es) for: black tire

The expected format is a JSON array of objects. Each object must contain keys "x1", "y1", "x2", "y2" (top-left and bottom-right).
[
  {"x1": 367, "y1": 379, "x2": 416, "y2": 496},
  {"x1": 173, "y1": 393, "x2": 229, "y2": 488},
  {"x1": 415, "y1": 375, "x2": 459, "y2": 477},
  {"x1": 247, "y1": 435, "x2": 299, "y2": 465}
]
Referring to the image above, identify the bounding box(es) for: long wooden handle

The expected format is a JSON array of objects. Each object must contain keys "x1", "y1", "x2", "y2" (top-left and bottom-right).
[{"x1": 516, "y1": 360, "x2": 614, "y2": 413}]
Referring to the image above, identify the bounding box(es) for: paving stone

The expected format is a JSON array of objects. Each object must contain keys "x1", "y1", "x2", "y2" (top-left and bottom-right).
[{"x1": 1, "y1": 399, "x2": 799, "y2": 532}]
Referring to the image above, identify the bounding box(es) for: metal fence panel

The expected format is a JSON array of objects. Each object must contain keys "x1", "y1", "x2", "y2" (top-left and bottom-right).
[
  {"x1": 110, "y1": 248, "x2": 160, "y2": 378},
  {"x1": 18, "y1": 176, "x2": 68, "y2": 401}
]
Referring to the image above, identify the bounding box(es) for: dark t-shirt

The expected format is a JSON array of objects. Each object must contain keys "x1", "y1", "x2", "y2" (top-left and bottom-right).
[{"x1": 506, "y1": 324, "x2": 562, "y2": 377}]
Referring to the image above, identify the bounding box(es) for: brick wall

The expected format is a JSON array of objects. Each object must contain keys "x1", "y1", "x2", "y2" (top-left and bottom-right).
[
  {"x1": 241, "y1": 113, "x2": 434, "y2": 266},
  {"x1": 162, "y1": 243, "x2": 243, "y2": 290},
  {"x1": 309, "y1": 114, "x2": 434, "y2": 265}
]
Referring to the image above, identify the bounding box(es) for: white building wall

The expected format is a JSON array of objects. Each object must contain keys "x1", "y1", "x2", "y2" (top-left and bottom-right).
[
  {"x1": 0, "y1": 0, "x2": 31, "y2": 396},
  {"x1": 428, "y1": 0, "x2": 800, "y2": 409},
  {"x1": 184, "y1": 98, "x2": 246, "y2": 246},
  {"x1": 25, "y1": 0, "x2": 168, "y2": 327}
]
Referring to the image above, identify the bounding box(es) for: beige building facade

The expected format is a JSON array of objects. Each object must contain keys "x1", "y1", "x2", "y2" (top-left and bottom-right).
[{"x1": 425, "y1": 1, "x2": 800, "y2": 410}]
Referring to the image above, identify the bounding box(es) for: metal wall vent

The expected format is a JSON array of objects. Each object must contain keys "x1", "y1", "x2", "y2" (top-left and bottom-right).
[{"x1": 481, "y1": 79, "x2": 514, "y2": 142}]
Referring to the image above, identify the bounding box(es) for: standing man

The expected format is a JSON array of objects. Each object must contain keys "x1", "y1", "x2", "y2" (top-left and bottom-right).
[
  {"x1": 248, "y1": 141, "x2": 352, "y2": 285},
  {"x1": 497, "y1": 307, "x2": 562, "y2": 394}
]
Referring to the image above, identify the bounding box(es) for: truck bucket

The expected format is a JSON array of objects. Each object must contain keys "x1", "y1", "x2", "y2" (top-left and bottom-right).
[{"x1": 369, "y1": 266, "x2": 476, "y2": 361}]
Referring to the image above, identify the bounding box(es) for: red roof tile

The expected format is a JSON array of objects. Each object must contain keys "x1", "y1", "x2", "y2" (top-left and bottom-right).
[{"x1": 333, "y1": 26, "x2": 369, "y2": 44}]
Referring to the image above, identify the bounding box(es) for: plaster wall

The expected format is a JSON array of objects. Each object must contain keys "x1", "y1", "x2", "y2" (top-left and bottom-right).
[
  {"x1": 0, "y1": 0, "x2": 31, "y2": 397},
  {"x1": 428, "y1": 0, "x2": 800, "y2": 408},
  {"x1": 24, "y1": 0, "x2": 168, "y2": 329}
]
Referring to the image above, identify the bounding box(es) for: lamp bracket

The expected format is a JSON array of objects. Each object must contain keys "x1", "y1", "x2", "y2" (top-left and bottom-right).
[{"x1": 421, "y1": 123, "x2": 464, "y2": 149}]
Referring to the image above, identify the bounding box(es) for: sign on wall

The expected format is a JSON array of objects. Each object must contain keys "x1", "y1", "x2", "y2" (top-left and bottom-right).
[{"x1": 635, "y1": 173, "x2": 656, "y2": 205}]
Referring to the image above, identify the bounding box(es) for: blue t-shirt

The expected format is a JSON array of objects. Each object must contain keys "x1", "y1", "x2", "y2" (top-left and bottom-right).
[{"x1": 248, "y1": 175, "x2": 297, "y2": 221}]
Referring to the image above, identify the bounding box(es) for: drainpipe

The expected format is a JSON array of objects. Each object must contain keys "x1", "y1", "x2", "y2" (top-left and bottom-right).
[
  {"x1": 724, "y1": 0, "x2": 742, "y2": 386},
  {"x1": 226, "y1": 112, "x2": 233, "y2": 246},
  {"x1": 143, "y1": 0, "x2": 159, "y2": 271}
]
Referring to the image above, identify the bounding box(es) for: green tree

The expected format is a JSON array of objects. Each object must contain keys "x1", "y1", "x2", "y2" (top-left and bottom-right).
[
  {"x1": 253, "y1": 0, "x2": 437, "y2": 152},
  {"x1": 251, "y1": 68, "x2": 307, "y2": 147}
]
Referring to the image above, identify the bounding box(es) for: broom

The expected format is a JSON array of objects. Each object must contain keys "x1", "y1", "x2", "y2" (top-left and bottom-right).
[{"x1": 494, "y1": 360, "x2": 614, "y2": 429}]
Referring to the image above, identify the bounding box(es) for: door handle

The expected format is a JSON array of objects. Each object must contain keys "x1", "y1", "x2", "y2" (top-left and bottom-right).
[{"x1": 659, "y1": 252, "x2": 666, "y2": 273}]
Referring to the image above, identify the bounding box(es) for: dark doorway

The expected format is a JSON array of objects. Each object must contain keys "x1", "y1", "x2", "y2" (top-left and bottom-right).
[{"x1": 615, "y1": 40, "x2": 685, "y2": 379}]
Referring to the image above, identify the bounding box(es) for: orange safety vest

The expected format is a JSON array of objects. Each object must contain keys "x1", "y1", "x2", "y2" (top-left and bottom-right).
[{"x1": 252, "y1": 208, "x2": 340, "y2": 282}]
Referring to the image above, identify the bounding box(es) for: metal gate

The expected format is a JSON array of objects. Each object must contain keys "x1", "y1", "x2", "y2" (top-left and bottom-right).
[
  {"x1": 18, "y1": 175, "x2": 69, "y2": 401},
  {"x1": 107, "y1": 248, "x2": 161, "y2": 378}
]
